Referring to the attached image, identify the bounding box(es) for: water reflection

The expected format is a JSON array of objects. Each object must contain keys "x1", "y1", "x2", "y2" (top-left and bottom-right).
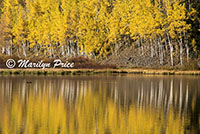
[{"x1": 0, "y1": 75, "x2": 200, "y2": 134}]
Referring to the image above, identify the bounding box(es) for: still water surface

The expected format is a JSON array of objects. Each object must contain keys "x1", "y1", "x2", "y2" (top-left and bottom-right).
[{"x1": 0, "y1": 75, "x2": 200, "y2": 134}]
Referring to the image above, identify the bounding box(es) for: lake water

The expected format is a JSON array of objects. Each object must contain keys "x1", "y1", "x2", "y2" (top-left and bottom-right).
[{"x1": 0, "y1": 75, "x2": 199, "y2": 134}]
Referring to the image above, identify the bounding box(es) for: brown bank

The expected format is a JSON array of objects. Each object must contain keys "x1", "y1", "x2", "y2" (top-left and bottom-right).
[{"x1": 0, "y1": 68, "x2": 200, "y2": 75}]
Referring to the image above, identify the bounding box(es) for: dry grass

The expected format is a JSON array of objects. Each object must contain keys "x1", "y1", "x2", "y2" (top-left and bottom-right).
[{"x1": 0, "y1": 68, "x2": 200, "y2": 75}]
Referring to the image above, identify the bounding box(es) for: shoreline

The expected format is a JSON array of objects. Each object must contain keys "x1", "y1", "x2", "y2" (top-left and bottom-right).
[{"x1": 0, "y1": 68, "x2": 200, "y2": 75}]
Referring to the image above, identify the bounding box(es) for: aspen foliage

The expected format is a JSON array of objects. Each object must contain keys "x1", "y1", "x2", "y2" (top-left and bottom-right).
[
  {"x1": 0, "y1": 0, "x2": 199, "y2": 65},
  {"x1": 0, "y1": 0, "x2": 15, "y2": 45}
]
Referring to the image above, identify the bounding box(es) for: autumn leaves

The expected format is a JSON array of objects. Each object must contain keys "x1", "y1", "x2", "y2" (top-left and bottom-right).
[{"x1": 0, "y1": 0, "x2": 198, "y2": 66}]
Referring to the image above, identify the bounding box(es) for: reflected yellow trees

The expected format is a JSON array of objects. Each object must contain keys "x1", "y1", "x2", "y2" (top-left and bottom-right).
[
  {"x1": 0, "y1": 87, "x2": 186, "y2": 134},
  {"x1": 1, "y1": 90, "x2": 67, "y2": 134}
]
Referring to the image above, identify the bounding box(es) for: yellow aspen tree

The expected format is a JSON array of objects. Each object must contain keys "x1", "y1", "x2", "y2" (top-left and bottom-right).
[
  {"x1": 108, "y1": 0, "x2": 130, "y2": 55},
  {"x1": 12, "y1": 5, "x2": 28, "y2": 57},
  {"x1": 59, "y1": 0, "x2": 72, "y2": 56},
  {"x1": 48, "y1": 0, "x2": 63, "y2": 57},
  {"x1": 58, "y1": 0, "x2": 80, "y2": 57},
  {"x1": 149, "y1": 0, "x2": 165, "y2": 58},
  {"x1": 48, "y1": 0, "x2": 59, "y2": 43},
  {"x1": 129, "y1": 0, "x2": 147, "y2": 55},
  {"x1": 78, "y1": 0, "x2": 98, "y2": 56},
  {"x1": 37, "y1": 0, "x2": 51, "y2": 46},
  {"x1": 78, "y1": 0, "x2": 110, "y2": 57},
  {"x1": 0, "y1": 8, "x2": 12, "y2": 55},
  {"x1": 165, "y1": 0, "x2": 191, "y2": 65},
  {"x1": 149, "y1": 0, "x2": 165, "y2": 65},
  {"x1": 0, "y1": 0, "x2": 18, "y2": 55},
  {"x1": 67, "y1": 0, "x2": 80, "y2": 56},
  {"x1": 27, "y1": 0, "x2": 51, "y2": 56},
  {"x1": 26, "y1": 0, "x2": 40, "y2": 48},
  {"x1": 117, "y1": 0, "x2": 130, "y2": 35},
  {"x1": 129, "y1": 0, "x2": 144, "y2": 42},
  {"x1": 94, "y1": 0, "x2": 110, "y2": 57},
  {"x1": 107, "y1": 0, "x2": 121, "y2": 54},
  {"x1": 165, "y1": 0, "x2": 176, "y2": 66}
]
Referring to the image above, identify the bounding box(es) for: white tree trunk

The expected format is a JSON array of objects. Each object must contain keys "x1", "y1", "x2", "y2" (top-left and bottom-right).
[
  {"x1": 179, "y1": 36, "x2": 183, "y2": 65},
  {"x1": 7, "y1": 46, "x2": 11, "y2": 56},
  {"x1": 180, "y1": 42, "x2": 183, "y2": 65},
  {"x1": 2, "y1": 47, "x2": 5, "y2": 54},
  {"x1": 158, "y1": 37, "x2": 163, "y2": 65},
  {"x1": 185, "y1": 44, "x2": 189, "y2": 62},
  {"x1": 168, "y1": 34, "x2": 174, "y2": 66},
  {"x1": 22, "y1": 41, "x2": 27, "y2": 57}
]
